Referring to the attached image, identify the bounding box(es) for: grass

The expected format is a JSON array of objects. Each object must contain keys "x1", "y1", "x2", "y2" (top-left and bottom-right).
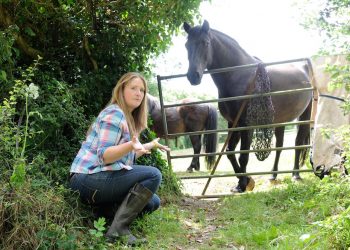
[
  {"x1": 2, "y1": 132, "x2": 350, "y2": 249},
  {"x1": 132, "y1": 174, "x2": 350, "y2": 250},
  {"x1": 2, "y1": 173, "x2": 350, "y2": 249}
]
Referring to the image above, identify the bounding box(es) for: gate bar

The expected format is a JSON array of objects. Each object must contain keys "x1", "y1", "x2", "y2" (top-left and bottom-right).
[
  {"x1": 171, "y1": 145, "x2": 312, "y2": 159},
  {"x1": 179, "y1": 169, "x2": 313, "y2": 179},
  {"x1": 165, "y1": 87, "x2": 314, "y2": 108},
  {"x1": 158, "y1": 57, "x2": 309, "y2": 80},
  {"x1": 157, "y1": 75, "x2": 172, "y2": 166},
  {"x1": 168, "y1": 120, "x2": 313, "y2": 137}
]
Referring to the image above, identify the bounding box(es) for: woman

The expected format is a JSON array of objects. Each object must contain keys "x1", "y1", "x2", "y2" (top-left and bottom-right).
[{"x1": 70, "y1": 72, "x2": 170, "y2": 245}]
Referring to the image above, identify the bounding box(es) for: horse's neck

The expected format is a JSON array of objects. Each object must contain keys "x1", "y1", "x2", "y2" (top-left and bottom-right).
[
  {"x1": 312, "y1": 55, "x2": 348, "y2": 96},
  {"x1": 148, "y1": 97, "x2": 162, "y2": 120},
  {"x1": 208, "y1": 30, "x2": 255, "y2": 70}
]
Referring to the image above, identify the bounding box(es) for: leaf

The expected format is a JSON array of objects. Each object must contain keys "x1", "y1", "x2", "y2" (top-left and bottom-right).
[
  {"x1": 24, "y1": 27, "x2": 36, "y2": 37},
  {"x1": 10, "y1": 159, "x2": 26, "y2": 187},
  {"x1": 0, "y1": 70, "x2": 7, "y2": 81}
]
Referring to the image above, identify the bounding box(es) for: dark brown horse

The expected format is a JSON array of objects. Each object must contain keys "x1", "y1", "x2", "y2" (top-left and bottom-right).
[
  {"x1": 147, "y1": 94, "x2": 218, "y2": 172},
  {"x1": 183, "y1": 20, "x2": 312, "y2": 192}
]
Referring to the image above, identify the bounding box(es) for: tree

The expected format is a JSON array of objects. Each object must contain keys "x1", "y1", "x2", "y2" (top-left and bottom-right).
[{"x1": 0, "y1": 0, "x2": 202, "y2": 184}]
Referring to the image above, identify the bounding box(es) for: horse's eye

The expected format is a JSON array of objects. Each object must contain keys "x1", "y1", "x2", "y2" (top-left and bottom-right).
[{"x1": 202, "y1": 40, "x2": 210, "y2": 47}]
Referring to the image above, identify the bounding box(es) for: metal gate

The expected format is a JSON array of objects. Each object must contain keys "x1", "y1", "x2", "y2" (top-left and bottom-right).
[{"x1": 156, "y1": 58, "x2": 314, "y2": 199}]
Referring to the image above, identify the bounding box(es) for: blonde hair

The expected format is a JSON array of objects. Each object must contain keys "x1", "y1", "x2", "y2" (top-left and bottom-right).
[{"x1": 109, "y1": 72, "x2": 148, "y2": 137}]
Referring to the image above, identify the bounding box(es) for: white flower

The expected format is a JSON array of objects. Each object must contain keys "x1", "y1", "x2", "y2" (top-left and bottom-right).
[
  {"x1": 299, "y1": 234, "x2": 310, "y2": 241},
  {"x1": 26, "y1": 83, "x2": 39, "y2": 99}
]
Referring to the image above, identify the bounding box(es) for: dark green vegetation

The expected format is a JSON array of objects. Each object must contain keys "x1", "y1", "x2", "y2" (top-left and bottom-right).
[
  {"x1": 0, "y1": 0, "x2": 202, "y2": 186},
  {"x1": 0, "y1": 1, "x2": 201, "y2": 248}
]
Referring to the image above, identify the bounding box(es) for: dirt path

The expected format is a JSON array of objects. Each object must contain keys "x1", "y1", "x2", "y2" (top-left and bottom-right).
[{"x1": 177, "y1": 196, "x2": 242, "y2": 249}]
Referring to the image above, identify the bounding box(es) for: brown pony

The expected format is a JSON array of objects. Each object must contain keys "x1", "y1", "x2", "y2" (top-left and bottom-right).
[{"x1": 147, "y1": 94, "x2": 218, "y2": 172}]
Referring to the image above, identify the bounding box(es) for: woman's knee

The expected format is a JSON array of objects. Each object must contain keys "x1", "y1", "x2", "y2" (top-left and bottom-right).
[
  {"x1": 152, "y1": 194, "x2": 161, "y2": 210},
  {"x1": 150, "y1": 166, "x2": 162, "y2": 183},
  {"x1": 143, "y1": 194, "x2": 161, "y2": 214},
  {"x1": 147, "y1": 166, "x2": 162, "y2": 191},
  {"x1": 134, "y1": 165, "x2": 162, "y2": 192}
]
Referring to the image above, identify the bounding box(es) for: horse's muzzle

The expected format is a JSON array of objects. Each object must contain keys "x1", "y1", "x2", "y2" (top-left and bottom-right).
[
  {"x1": 186, "y1": 71, "x2": 202, "y2": 85},
  {"x1": 313, "y1": 165, "x2": 329, "y2": 179}
]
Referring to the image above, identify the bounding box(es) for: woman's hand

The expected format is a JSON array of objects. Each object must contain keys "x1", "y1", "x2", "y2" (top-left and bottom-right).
[
  {"x1": 151, "y1": 138, "x2": 171, "y2": 152},
  {"x1": 132, "y1": 136, "x2": 150, "y2": 154}
]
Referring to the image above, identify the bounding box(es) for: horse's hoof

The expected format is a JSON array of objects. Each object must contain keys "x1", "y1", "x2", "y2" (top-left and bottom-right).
[
  {"x1": 292, "y1": 176, "x2": 302, "y2": 181},
  {"x1": 246, "y1": 177, "x2": 255, "y2": 191},
  {"x1": 186, "y1": 168, "x2": 194, "y2": 173},
  {"x1": 230, "y1": 185, "x2": 243, "y2": 193},
  {"x1": 269, "y1": 175, "x2": 277, "y2": 181},
  {"x1": 269, "y1": 179, "x2": 281, "y2": 185}
]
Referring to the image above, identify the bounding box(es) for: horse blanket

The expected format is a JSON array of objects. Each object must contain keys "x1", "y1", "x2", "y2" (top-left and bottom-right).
[{"x1": 311, "y1": 54, "x2": 349, "y2": 172}]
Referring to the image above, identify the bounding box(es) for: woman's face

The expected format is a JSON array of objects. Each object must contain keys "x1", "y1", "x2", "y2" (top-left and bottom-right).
[{"x1": 123, "y1": 77, "x2": 145, "y2": 112}]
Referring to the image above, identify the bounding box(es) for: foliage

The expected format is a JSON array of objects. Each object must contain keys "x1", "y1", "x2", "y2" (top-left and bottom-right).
[
  {"x1": 326, "y1": 55, "x2": 350, "y2": 114},
  {"x1": 137, "y1": 121, "x2": 183, "y2": 201},
  {"x1": 0, "y1": 58, "x2": 42, "y2": 187},
  {"x1": 0, "y1": 1, "x2": 203, "y2": 247},
  {"x1": 0, "y1": 179, "x2": 84, "y2": 249},
  {"x1": 296, "y1": 0, "x2": 350, "y2": 54},
  {"x1": 0, "y1": 0, "x2": 202, "y2": 183}
]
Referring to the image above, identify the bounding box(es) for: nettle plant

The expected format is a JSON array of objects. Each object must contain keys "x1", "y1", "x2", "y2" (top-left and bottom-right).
[{"x1": 0, "y1": 57, "x2": 42, "y2": 187}]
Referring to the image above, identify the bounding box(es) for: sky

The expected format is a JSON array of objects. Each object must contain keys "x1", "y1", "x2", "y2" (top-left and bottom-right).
[{"x1": 153, "y1": 0, "x2": 323, "y2": 98}]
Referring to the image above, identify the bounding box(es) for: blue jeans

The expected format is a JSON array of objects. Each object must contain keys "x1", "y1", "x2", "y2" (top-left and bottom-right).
[{"x1": 70, "y1": 165, "x2": 162, "y2": 214}]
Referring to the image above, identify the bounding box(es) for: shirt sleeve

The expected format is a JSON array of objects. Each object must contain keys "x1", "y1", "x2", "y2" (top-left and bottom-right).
[{"x1": 96, "y1": 109, "x2": 123, "y2": 165}]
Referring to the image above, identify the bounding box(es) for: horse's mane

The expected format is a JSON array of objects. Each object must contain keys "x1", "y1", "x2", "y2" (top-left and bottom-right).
[
  {"x1": 188, "y1": 25, "x2": 239, "y2": 45},
  {"x1": 211, "y1": 29, "x2": 241, "y2": 47},
  {"x1": 211, "y1": 29, "x2": 254, "y2": 60}
]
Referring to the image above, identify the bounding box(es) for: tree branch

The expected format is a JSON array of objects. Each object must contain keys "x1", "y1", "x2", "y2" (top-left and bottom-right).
[
  {"x1": 0, "y1": 4, "x2": 43, "y2": 59},
  {"x1": 83, "y1": 36, "x2": 98, "y2": 70}
]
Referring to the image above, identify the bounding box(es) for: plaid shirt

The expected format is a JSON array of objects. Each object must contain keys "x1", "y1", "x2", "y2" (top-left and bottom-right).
[{"x1": 70, "y1": 104, "x2": 135, "y2": 174}]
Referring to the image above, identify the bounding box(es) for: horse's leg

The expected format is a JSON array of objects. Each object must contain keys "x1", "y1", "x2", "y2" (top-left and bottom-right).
[
  {"x1": 226, "y1": 132, "x2": 241, "y2": 173},
  {"x1": 237, "y1": 129, "x2": 254, "y2": 192},
  {"x1": 226, "y1": 125, "x2": 244, "y2": 192},
  {"x1": 293, "y1": 101, "x2": 312, "y2": 180},
  {"x1": 186, "y1": 135, "x2": 201, "y2": 172},
  {"x1": 270, "y1": 126, "x2": 285, "y2": 180}
]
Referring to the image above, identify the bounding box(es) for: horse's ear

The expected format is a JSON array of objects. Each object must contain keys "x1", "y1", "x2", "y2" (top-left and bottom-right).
[
  {"x1": 202, "y1": 20, "x2": 210, "y2": 33},
  {"x1": 183, "y1": 22, "x2": 191, "y2": 33}
]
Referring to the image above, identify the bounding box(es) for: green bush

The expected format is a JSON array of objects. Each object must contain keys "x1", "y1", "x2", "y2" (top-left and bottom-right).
[{"x1": 137, "y1": 124, "x2": 183, "y2": 202}]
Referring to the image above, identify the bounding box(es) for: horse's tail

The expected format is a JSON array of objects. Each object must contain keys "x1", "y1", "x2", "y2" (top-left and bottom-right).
[
  {"x1": 297, "y1": 98, "x2": 312, "y2": 167},
  {"x1": 203, "y1": 105, "x2": 218, "y2": 170}
]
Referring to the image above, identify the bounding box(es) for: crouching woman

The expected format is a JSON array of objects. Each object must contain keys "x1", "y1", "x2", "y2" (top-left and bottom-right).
[{"x1": 69, "y1": 72, "x2": 170, "y2": 245}]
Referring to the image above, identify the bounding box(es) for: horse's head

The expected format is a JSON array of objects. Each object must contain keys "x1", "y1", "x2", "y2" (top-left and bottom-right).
[
  {"x1": 146, "y1": 93, "x2": 159, "y2": 116},
  {"x1": 183, "y1": 20, "x2": 212, "y2": 85}
]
